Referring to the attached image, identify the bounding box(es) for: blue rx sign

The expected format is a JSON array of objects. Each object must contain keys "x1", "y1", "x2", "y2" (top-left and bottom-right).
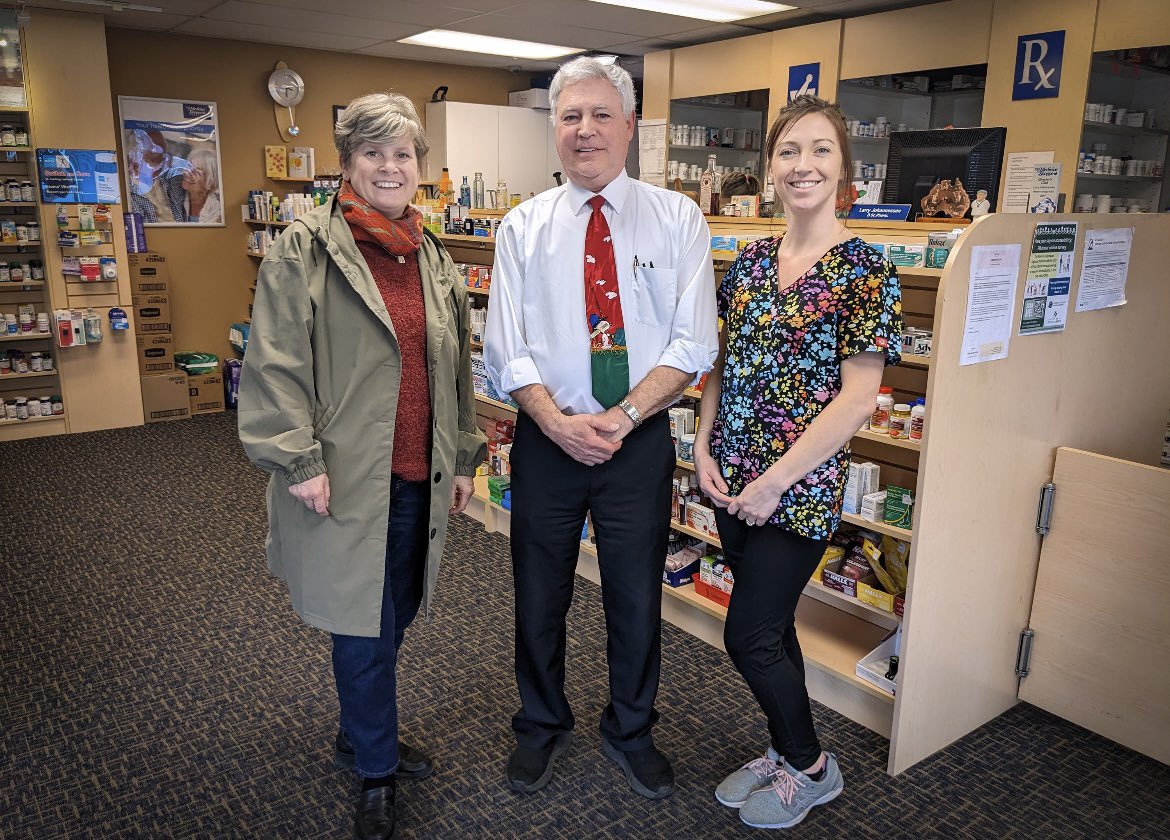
[{"x1": 1013, "y1": 30, "x2": 1065, "y2": 100}]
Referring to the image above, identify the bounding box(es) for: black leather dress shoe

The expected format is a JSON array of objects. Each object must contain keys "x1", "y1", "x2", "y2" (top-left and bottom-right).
[
  {"x1": 601, "y1": 739, "x2": 675, "y2": 799},
  {"x1": 353, "y1": 780, "x2": 396, "y2": 840},
  {"x1": 335, "y1": 729, "x2": 435, "y2": 780}
]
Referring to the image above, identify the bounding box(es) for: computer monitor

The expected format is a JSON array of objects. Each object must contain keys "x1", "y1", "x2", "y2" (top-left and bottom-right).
[{"x1": 882, "y1": 127, "x2": 1007, "y2": 215}]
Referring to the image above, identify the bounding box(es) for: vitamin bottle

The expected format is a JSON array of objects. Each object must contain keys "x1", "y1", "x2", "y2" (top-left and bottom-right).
[
  {"x1": 909, "y1": 398, "x2": 926, "y2": 442},
  {"x1": 871, "y1": 386, "x2": 894, "y2": 432},
  {"x1": 890, "y1": 403, "x2": 912, "y2": 440}
]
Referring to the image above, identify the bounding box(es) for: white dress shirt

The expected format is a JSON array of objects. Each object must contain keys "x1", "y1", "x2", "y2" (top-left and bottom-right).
[{"x1": 484, "y1": 170, "x2": 718, "y2": 415}]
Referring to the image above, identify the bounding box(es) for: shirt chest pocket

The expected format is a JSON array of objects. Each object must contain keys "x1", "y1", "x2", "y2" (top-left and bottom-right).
[{"x1": 631, "y1": 266, "x2": 676, "y2": 327}]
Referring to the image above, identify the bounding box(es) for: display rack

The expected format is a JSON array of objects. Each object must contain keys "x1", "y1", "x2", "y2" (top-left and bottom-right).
[
  {"x1": 667, "y1": 91, "x2": 768, "y2": 191},
  {"x1": 0, "y1": 109, "x2": 63, "y2": 441}
]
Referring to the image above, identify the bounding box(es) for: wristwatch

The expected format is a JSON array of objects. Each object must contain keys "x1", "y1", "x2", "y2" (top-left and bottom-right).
[{"x1": 617, "y1": 398, "x2": 642, "y2": 428}]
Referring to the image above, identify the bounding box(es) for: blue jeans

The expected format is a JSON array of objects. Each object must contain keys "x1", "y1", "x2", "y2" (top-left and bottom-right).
[{"x1": 330, "y1": 475, "x2": 430, "y2": 778}]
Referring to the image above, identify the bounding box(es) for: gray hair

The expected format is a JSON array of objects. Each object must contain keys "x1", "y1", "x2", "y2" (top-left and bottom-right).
[
  {"x1": 187, "y1": 146, "x2": 219, "y2": 192},
  {"x1": 334, "y1": 92, "x2": 429, "y2": 168},
  {"x1": 549, "y1": 57, "x2": 636, "y2": 120}
]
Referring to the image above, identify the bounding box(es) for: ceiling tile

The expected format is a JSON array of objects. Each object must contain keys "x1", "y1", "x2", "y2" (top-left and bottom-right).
[
  {"x1": 234, "y1": 0, "x2": 480, "y2": 27},
  {"x1": 406, "y1": 0, "x2": 529, "y2": 11},
  {"x1": 492, "y1": 0, "x2": 721, "y2": 39},
  {"x1": 27, "y1": 0, "x2": 222, "y2": 13},
  {"x1": 658, "y1": 23, "x2": 767, "y2": 44},
  {"x1": 604, "y1": 38, "x2": 679, "y2": 57},
  {"x1": 203, "y1": 1, "x2": 424, "y2": 40},
  {"x1": 173, "y1": 17, "x2": 383, "y2": 51},
  {"x1": 84, "y1": 12, "x2": 195, "y2": 31}
]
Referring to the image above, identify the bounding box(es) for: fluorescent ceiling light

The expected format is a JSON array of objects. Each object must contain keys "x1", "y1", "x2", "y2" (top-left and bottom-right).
[
  {"x1": 399, "y1": 30, "x2": 583, "y2": 60},
  {"x1": 586, "y1": 0, "x2": 797, "y2": 23}
]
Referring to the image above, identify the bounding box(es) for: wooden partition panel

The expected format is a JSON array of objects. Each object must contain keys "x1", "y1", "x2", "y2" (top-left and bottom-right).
[
  {"x1": 840, "y1": 0, "x2": 993, "y2": 80},
  {"x1": 889, "y1": 213, "x2": 1170, "y2": 774}
]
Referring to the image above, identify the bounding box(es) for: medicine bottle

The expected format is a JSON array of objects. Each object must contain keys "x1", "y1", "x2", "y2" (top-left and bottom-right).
[
  {"x1": 871, "y1": 386, "x2": 894, "y2": 432},
  {"x1": 890, "y1": 403, "x2": 912, "y2": 439},
  {"x1": 909, "y1": 399, "x2": 926, "y2": 442},
  {"x1": 38, "y1": 396, "x2": 51, "y2": 416}
]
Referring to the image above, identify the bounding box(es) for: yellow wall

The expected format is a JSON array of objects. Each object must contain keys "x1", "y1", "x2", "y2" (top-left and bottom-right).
[
  {"x1": 670, "y1": 32, "x2": 774, "y2": 100},
  {"x1": 104, "y1": 28, "x2": 520, "y2": 361},
  {"x1": 840, "y1": 0, "x2": 993, "y2": 80},
  {"x1": 25, "y1": 11, "x2": 144, "y2": 433},
  {"x1": 982, "y1": 0, "x2": 1100, "y2": 195},
  {"x1": 1094, "y1": 0, "x2": 1170, "y2": 50}
]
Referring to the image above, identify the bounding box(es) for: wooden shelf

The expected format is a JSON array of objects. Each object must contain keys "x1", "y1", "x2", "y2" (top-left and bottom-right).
[
  {"x1": 854, "y1": 428, "x2": 923, "y2": 450},
  {"x1": 1076, "y1": 173, "x2": 1163, "y2": 183},
  {"x1": 0, "y1": 145, "x2": 33, "y2": 152},
  {"x1": 246, "y1": 251, "x2": 265, "y2": 258},
  {"x1": 849, "y1": 135, "x2": 892, "y2": 144},
  {"x1": 841, "y1": 512, "x2": 912, "y2": 540},
  {"x1": 474, "y1": 392, "x2": 517, "y2": 413},
  {"x1": 671, "y1": 519, "x2": 719, "y2": 544},
  {"x1": 0, "y1": 370, "x2": 58, "y2": 381},
  {"x1": 669, "y1": 144, "x2": 762, "y2": 153},
  {"x1": 267, "y1": 175, "x2": 317, "y2": 182},
  {"x1": 1081, "y1": 119, "x2": 1169, "y2": 138},
  {"x1": 0, "y1": 243, "x2": 43, "y2": 252},
  {"x1": 672, "y1": 100, "x2": 766, "y2": 114},
  {"x1": 466, "y1": 285, "x2": 489, "y2": 296},
  {"x1": 0, "y1": 201, "x2": 37, "y2": 208},
  {"x1": 244, "y1": 219, "x2": 291, "y2": 227},
  {"x1": 898, "y1": 266, "x2": 944, "y2": 278},
  {"x1": 470, "y1": 339, "x2": 483, "y2": 351},
  {"x1": 0, "y1": 413, "x2": 64, "y2": 426},
  {"x1": 0, "y1": 106, "x2": 31, "y2": 113},
  {"x1": 0, "y1": 332, "x2": 52, "y2": 342},
  {"x1": 0, "y1": 281, "x2": 45, "y2": 288},
  {"x1": 900, "y1": 353, "x2": 932, "y2": 369},
  {"x1": 441, "y1": 233, "x2": 495, "y2": 245}
]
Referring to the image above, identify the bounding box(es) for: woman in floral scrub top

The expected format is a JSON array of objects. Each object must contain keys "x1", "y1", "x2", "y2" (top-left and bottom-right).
[{"x1": 694, "y1": 96, "x2": 902, "y2": 830}]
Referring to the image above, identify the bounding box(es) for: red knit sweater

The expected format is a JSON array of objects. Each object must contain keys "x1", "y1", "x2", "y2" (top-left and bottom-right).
[{"x1": 355, "y1": 238, "x2": 432, "y2": 481}]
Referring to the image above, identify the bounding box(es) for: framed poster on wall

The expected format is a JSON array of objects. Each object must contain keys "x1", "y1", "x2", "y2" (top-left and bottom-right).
[{"x1": 117, "y1": 96, "x2": 225, "y2": 227}]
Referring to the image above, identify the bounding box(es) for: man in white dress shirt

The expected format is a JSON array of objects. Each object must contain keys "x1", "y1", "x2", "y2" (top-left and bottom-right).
[{"x1": 484, "y1": 56, "x2": 718, "y2": 799}]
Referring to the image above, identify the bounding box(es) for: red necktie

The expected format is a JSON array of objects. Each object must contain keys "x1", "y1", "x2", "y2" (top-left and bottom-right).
[{"x1": 583, "y1": 195, "x2": 629, "y2": 409}]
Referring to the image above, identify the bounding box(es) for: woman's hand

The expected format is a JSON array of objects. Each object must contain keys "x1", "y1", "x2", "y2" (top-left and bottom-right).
[
  {"x1": 289, "y1": 473, "x2": 330, "y2": 516},
  {"x1": 727, "y1": 473, "x2": 787, "y2": 526},
  {"x1": 450, "y1": 476, "x2": 474, "y2": 515},
  {"x1": 694, "y1": 442, "x2": 734, "y2": 508}
]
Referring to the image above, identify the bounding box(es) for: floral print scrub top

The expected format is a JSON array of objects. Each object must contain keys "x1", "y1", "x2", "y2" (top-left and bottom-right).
[{"x1": 710, "y1": 236, "x2": 903, "y2": 540}]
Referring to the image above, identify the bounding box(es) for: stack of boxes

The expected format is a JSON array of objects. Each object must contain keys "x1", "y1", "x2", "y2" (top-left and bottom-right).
[{"x1": 130, "y1": 253, "x2": 186, "y2": 423}]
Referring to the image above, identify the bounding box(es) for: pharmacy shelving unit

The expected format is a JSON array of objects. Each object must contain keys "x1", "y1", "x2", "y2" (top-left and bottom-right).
[
  {"x1": 460, "y1": 210, "x2": 1170, "y2": 774},
  {"x1": 0, "y1": 107, "x2": 61, "y2": 441},
  {"x1": 1077, "y1": 53, "x2": 1170, "y2": 213},
  {"x1": 667, "y1": 92, "x2": 768, "y2": 189}
]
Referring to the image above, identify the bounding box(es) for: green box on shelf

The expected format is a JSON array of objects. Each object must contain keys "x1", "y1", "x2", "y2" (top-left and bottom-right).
[{"x1": 883, "y1": 485, "x2": 914, "y2": 529}]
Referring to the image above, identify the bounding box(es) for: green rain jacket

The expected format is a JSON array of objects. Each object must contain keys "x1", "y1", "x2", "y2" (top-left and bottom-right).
[{"x1": 239, "y1": 198, "x2": 486, "y2": 636}]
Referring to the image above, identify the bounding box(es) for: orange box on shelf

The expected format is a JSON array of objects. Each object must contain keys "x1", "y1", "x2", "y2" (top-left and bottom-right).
[{"x1": 692, "y1": 573, "x2": 731, "y2": 609}]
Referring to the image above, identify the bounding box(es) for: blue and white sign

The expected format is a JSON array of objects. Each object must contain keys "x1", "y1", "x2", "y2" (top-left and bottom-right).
[
  {"x1": 37, "y1": 149, "x2": 121, "y2": 204},
  {"x1": 849, "y1": 204, "x2": 911, "y2": 222},
  {"x1": 788, "y1": 63, "x2": 820, "y2": 102},
  {"x1": 1013, "y1": 30, "x2": 1065, "y2": 101}
]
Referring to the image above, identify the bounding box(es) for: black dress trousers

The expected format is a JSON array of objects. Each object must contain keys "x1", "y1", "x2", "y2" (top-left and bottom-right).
[{"x1": 509, "y1": 409, "x2": 675, "y2": 752}]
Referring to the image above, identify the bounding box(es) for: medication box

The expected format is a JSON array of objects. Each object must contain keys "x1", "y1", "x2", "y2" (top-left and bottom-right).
[
  {"x1": 860, "y1": 490, "x2": 887, "y2": 523},
  {"x1": 136, "y1": 333, "x2": 175, "y2": 375},
  {"x1": 821, "y1": 558, "x2": 861, "y2": 598},
  {"x1": 684, "y1": 503, "x2": 719, "y2": 540},
  {"x1": 887, "y1": 244, "x2": 925, "y2": 268},
  {"x1": 844, "y1": 462, "x2": 880, "y2": 515},
  {"x1": 140, "y1": 373, "x2": 190, "y2": 423},
  {"x1": 884, "y1": 485, "x2": 914, "y2": 529},
  {"x1": 188, "y1": 372, "x2": 225, "y2": 415}
]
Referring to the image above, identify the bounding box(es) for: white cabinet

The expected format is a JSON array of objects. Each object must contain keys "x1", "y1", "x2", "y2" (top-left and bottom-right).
[{"x1": 425, "y1": 101, "x2": 558, "y2": 203}]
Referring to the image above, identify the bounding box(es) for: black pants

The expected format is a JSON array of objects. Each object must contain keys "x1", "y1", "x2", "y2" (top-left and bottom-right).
[
  {"x1": 510, "y1": 410, "x2": 674, "y2": 751},
  {"x1": 714, "y1": 509, "x2": 827, "y2": 772}
]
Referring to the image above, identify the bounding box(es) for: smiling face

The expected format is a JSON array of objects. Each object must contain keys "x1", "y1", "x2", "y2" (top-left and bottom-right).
[
  {"x1": 343, "y1": 139, "x2": 419, "y2": 219},
  {"x1": 554, "y1": 76, "x2": 635, "y2": 193},
  {"x1": 769, "y1": 112, "x2": 846, "y2": 219}
]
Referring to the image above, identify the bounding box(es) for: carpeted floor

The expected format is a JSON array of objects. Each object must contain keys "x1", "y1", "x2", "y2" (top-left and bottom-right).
[{"x1": 2, "y1": 412, "x2": 1167, "y2": 839}]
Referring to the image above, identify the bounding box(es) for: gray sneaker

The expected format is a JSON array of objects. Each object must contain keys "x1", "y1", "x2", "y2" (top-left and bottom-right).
[
  {"x1": 739, "y1": 752, "x2": 844, "y2": 829},
  {"x1": 715, "y1": 747, "x2": 782, "y2": 808}
]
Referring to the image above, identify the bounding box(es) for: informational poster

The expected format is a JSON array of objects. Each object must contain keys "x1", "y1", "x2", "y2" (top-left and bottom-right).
[
  {"x1": 637, "y1": 118, "x2": 667, "y2": 188},
  {"x1": 1020, "y1": 222, "x2": 1076, "y2": 335},
  {"x1": 36, "y1": 149, "x2": 121, "y2": 204},
  {"x1": 961, "y1": 243, "x2": 1021, "y2": 365},
  {"x1": 1002, "y1": 151, "x2": 1054, "y2": 213},
  {"x1": 1075, "y1": 227, "x2": 1132, "y2": 312},
  {"x1": 1027, "y1": 164, "x2": 1061, "y2": 213},
  {"x1": 118, "y1": 96, "x2": 224, "y2": 227}
]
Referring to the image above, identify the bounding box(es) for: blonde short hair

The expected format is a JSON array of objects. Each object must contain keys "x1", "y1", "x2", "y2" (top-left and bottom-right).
[{"x1": 335, "y1": 92, "x2": 429, "y2": 168}]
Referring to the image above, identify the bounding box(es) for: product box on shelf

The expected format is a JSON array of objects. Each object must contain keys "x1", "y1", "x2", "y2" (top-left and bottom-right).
[
  {"x1": 508, "y1": 88, "x2": 551, "y2": 109},
  {"x1": 132, "y1": 293, "x2": 171, "y2": 333},
  {"x1": 188, "y1": 372, "x2": 225, "y2": 415},
  {"x1": 136, "y1": 333, "x2": 175, "y2": 375},
  {"x1": 684, "y1": 503, "x2": 719, "y2": 540},
  {"x1": 821, "y1": 557, "x2": 864, "y2": 598},
  {"x1": 884, "y1": 485, "x2": 914, "y2": 529},
  {"x1": 856, "y1": 626, "x2": 902, "y2": 696},
  {"x1": 140, "y1": 373, "x2": 190, "y2": 423},
  {"x1": 810, "y1": 544, "x2": 846, "y2": 584},
  {"x1": 887, "y1": 244, "x2": 925, "y2": 268},
  {"x1": 857, "y1": 578, "x2": 903, "y2": 614},
  {"x1": 844, "y1": 461, "x2": 880, "y2": 515},
  {"x1": 127, "y1": 252, "x2": 170, "y2": 293},
  {"x1": 664, "y1": 545, "x2": 703, "y2": 588}
]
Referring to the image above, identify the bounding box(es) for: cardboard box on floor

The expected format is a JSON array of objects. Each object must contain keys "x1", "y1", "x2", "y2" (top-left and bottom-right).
[
  {"x1": 132, "y1": 293, "x2": 171, "y2": 333},
  {"x1": 128, "y1": 252, "x2": 170, "y2": 294},
  {"x1": 136, "y1": 334, "x2": 174, "y2": 375},
  {"x1": 188, "y1": 372, "x2": 225, "y2": 415},
  {"x1": 140, "y1": 373, "x2": 190, "y2": 423}
]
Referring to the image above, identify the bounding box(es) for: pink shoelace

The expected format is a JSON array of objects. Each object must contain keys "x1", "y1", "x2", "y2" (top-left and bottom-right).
[
  {"x1": 766, "y1": 766, "x2": 805, "y2": 805},
  {"x1": 743, "y1": 756, "x2": 779, "y2": 779}
]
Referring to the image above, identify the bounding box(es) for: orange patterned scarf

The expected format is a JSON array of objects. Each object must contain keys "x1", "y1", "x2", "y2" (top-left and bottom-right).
[{"x1": 338, "y1": 180, "x2": 423, "y2": 256}]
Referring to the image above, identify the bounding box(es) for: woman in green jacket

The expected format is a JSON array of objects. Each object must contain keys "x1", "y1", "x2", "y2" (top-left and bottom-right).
[{"x1": 238, "y1": 92, "x2": 486, "y2": 840}]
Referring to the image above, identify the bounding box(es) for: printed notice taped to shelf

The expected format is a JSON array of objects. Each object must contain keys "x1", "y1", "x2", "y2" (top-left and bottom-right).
[
  {"x1": 1020, "y1": 222, "x2": 1076, "y2": 335},
  {"x1": 1075, "y1": 227, "x2": 1132, "y2": 312},
  {"x1": 1002, "y1": 151, "x2": 1054, "y2": 213},
  {"x1": 637, "y1": 119, "x2": 667, "y2": 188},
  {"x1": 961, "y1": 244, "x2": 1021, "y2": 365}
]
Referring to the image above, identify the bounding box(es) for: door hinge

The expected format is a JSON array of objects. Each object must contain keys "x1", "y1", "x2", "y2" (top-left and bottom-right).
[
  {"x1": 1035, "y1": 483, "x2": 1055, "y2": 535},
  {"x1": 1015, "y1": 628, "x2": 1035, "y2": 678}
]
